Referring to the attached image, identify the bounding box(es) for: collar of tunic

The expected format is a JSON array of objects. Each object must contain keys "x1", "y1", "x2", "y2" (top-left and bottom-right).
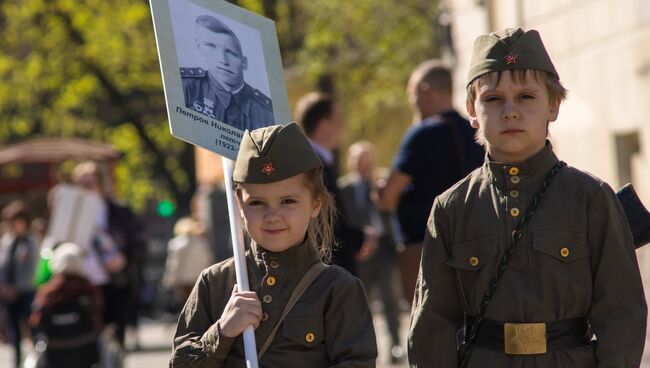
[
  {"x1": 207, "y1": 71, "x2": 249, "y2": 112},
  {"x1": 483, "y1": 140, "x2": 559, "y2": 192},
  {"x1": 250, "y1": 238, "x2": 319, "y2": 275}
]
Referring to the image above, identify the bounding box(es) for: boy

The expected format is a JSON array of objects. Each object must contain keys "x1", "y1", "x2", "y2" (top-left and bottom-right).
[{"x1": 408, "y1": 28, "x2": 647, "y2": 367}]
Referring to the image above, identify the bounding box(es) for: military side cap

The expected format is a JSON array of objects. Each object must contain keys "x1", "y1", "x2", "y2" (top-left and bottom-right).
[
  {"x1": 233, "y1": 123, "x2": 323, "y2": 184},
  {"x1": 466, "y1": 28, "x2": 559, "y2": 87},
  {"x1": 195, "y1": 15, "x2": 236, "y2": 38}
]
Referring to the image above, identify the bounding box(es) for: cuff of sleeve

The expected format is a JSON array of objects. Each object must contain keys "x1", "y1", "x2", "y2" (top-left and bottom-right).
[{"x1": 201, "y1": 320, "x2": 236, "y2": 360}]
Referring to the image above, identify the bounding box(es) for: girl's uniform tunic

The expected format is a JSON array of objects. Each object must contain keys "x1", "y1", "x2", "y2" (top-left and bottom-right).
[
  {"x1": 171, "y1": 240, "x2": 377, "y2": 367},
  {"x1": 409, "y1": 143, "x2": 647, "y2": 367}
]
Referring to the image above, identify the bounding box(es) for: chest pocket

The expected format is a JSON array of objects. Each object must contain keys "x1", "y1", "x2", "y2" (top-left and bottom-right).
[
  {"x1": 532, "y1": 231, "x2": 589, "y2": 262},
  {"x1": 446, "y1": 236, "x2": 497, "y2": 271},
  {"x1": 282, "y1": 317, "x2": 324, "y2": 348}
]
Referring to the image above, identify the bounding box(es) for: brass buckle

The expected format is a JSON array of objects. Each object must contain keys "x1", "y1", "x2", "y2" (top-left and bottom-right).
[{"x1": 504, "y1": 322, "x2": 547, "y2": 355}]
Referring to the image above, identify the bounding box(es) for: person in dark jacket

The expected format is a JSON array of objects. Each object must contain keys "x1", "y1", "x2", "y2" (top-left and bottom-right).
[
  {"x1": 294, "y1": 92, "x2": 376, "y2": 276},
  {"x1": 30, "y1": 242, "x2": 103, "y2": 368},
  {"x1": 378, "y1": 60, "x2": 484, "y2": 305}
]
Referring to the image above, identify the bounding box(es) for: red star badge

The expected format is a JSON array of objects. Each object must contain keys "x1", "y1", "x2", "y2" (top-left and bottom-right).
[
  {"x1": 504, "y1": 53, "x2": 518, "y2": 65},
  {"x1": 261, "y1": 162, "x2": 275, "y2": 176}
]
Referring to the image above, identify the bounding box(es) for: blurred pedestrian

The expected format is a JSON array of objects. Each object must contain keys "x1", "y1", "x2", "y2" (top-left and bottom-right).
[
  {"x1": 193, "y1": 184, "x2": 233, "y2": 263},
  {"x1": 337, "y1": 141, "x2": 405, "y2": 363},
  {"x1": 0, "y1": 200, "x2": 38, "y2": 368},
  {"x1": 72, "y1": 161, "x2": 148, "y2": 348},
  {"x1": 29, "y1": 242, "x2": 102, "y2": 368},
  {"x1": 378, "y1": 60, "x2": 484, "y2": 304},
  {"x1": 162, "y1": 217, "x2": 214, "y2": 308},
  {"x1": 295, "y1": 92, "x2": 376, "y2": 276}
]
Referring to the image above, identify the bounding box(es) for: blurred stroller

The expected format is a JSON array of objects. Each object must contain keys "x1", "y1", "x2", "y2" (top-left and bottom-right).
[{"x1": 28, "y1": 242, "x2": 105, "y2": 368}]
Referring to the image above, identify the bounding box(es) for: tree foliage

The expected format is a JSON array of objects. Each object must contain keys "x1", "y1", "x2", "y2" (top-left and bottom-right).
[
  {"x1": 0, "y1": 0, "x2": 441, "y2": 211},
  {"x1": 271, "y1": 0, "x2": 441, "y2": 165},
  {"x1": 0, "y1": 0, "x2": 194, "y2": 212}
]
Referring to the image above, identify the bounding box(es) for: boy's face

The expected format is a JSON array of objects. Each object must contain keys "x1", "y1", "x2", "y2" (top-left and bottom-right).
[
  {"x1": 467, "y1": 71, "x2": 560, "y2": 163},
  {"x1": 238, "y1": 174, "x2": 321, "y2": 253}
]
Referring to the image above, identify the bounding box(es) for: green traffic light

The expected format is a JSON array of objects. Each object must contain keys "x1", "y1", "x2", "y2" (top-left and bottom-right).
[{"x1": 157, "y1": 200, "x2": 176, "y2": 217}]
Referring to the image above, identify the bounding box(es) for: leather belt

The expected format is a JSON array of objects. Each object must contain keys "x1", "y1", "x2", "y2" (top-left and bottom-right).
[{"x1": 465, "y1": 315, "x2": 591, "y2": 355}]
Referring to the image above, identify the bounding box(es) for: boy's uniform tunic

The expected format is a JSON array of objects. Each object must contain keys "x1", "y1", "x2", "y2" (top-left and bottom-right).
[
  {"x1": 171, "y1": 239, "x2": 377, "y2": 368},
  {"x1": 409, "y1": 143, "x2": 647, "y2": 367}
]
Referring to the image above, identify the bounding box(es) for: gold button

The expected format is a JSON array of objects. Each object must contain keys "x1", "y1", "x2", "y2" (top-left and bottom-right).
[
  {"x1": 305, "y1": 332, "x2": 315, "y2": 343},
  {"x1": 509, "y1": 167, "x2": 519, "y2": 175},
  {"x1": 469, "y1": 256, "x2": 479, "y2": 267},
  {"x1": 510, "y1": 208, "x2": 520, "y2": 217},
  {"x1": 262, "y1": 295, "x2": 272, "y2": 303},
  {"x1": 560, "y1": 247, "x2": 570, "y2": 258},
  {"x1": 269, "y1": 260, "x2": 279, "y2": 269},
  {"x1": 266, "y1": 276, "x2": 276, "y2": 286},
  {"x1": 509, "y1": 190, "x2": 519, "y2": 198},
  {"x1": 510, "y1": 176, "x2": 520, "y2": 184},
  {"x1": 261, "y1": 313, "x2": 269, "y2": 321}
]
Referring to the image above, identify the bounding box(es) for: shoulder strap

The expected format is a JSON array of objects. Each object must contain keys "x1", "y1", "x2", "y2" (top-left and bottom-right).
[
  {"x1": 258, "y1": 262, "x2": 329, "y2": 359},
  {"x1": 251, "y1": 88, "x2": 273, "y2": 110}
]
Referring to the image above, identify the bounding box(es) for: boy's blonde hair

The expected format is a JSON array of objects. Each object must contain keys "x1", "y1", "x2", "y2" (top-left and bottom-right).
[{"x1": 466, "y1": 69, "x2": 567, "y2": 107}]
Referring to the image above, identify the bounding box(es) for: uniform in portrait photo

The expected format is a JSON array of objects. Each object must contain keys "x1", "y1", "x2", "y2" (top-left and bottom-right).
[{"x1": 171, "y1": 4, "x2": 274, "y2": 131}]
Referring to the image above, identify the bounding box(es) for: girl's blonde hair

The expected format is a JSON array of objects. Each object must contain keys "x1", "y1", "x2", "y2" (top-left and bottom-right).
[
  {"x1": 234, "y1": 168, "x2": 336, "y2": 263},
  {"x1": 302, "y1": 168, "x2": 336, "y2": 263}
]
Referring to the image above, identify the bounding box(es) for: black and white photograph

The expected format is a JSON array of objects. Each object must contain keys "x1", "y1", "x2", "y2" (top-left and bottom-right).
[
  {"x1": 171, "y1": 3, "x2": 274, "y2": 131},
  {"x1": 150, "y1": 0, "x2": 290, "y2": 159}
]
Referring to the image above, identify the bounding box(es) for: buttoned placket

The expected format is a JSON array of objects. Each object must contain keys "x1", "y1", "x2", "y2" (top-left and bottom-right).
[
  {"x1": 259, "y1": 255, "x2": 280, "y2": 332},
  {"x1": 503, "y1": 165, "x2": 525, "y2": 254}
]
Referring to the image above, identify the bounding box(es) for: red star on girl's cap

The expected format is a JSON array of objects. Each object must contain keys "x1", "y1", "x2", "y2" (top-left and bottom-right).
[
  {"x1": 504, "y1": 53, "x2": 518, "y2": 65},
  {"x1": 261, "y1": 162, "x2": 275, "y2": 176}
]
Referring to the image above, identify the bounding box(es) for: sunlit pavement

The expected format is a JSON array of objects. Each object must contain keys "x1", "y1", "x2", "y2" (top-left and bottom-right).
[
  {"x1": 0, "y1": 311, "x2": 410, "y2": 368},
  {"x1": 6, "y1": 252, "x2": 650, "y2": 368}
]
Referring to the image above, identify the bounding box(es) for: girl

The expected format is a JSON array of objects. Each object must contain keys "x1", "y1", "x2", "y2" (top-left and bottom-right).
[{"x1": 170, "y1": 123, "x2": 377, "y2": 367}]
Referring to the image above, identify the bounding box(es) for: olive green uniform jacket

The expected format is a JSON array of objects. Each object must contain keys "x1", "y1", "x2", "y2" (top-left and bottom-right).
[
  {"x1": 170, "y1": 240, "x2": 377, "y2": 367},
  {"x1": 408, "y1": 143, "x2": 647, "y2": 367}
]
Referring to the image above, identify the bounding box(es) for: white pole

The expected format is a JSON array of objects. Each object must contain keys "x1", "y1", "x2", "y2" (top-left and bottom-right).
[{"x1": 221, "y1": 157, "x2": 259, "y2": 368}]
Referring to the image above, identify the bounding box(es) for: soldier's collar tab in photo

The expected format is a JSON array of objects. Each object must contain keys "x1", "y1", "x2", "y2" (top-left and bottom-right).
[
  {"x1": 233, "y1": 123, "x2": 323, "y2": 184},
  {"x1": 466, "y1": 27, "x2": 559, "y2": 87}
]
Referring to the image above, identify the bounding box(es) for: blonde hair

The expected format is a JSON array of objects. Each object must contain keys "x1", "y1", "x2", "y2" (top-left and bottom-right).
[
  {"x1": 346, "y1": 141, "x2": 378, "y2": 179},
  {"x1": 466, "y1": 69, "x2": 567, "y2": 106},
  {"x1": 71, "y1": 161, "x2": 106, "y2": 194},
  {"x1": 174, "y1": 217, "x2": 202, "y2": 236},
  {"x1": 234, "y1": 168, "x2": 336, "y2": 263}
]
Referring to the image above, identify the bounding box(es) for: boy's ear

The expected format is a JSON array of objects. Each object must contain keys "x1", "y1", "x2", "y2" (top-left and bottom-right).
[
  {"x1": 548, "y1": 97, "x2": 561, "y2": 122},
  {"x1": 466, "y1": 100, "x2": 480, "y2": 129}
]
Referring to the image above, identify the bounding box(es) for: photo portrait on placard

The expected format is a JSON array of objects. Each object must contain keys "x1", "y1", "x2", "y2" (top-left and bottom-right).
[{"x1": 169, "y1": 0, "x2": 274, "y2": 132}]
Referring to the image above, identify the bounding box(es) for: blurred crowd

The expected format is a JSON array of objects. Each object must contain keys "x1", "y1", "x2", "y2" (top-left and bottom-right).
[{"x1": 0, "y1": 162, "x2": 147, "y2": 368}]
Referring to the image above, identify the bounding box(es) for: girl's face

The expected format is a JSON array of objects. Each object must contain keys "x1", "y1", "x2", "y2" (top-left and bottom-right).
[{"x1": 238, "y1": 174, "x2": 322, "y2": 253}]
